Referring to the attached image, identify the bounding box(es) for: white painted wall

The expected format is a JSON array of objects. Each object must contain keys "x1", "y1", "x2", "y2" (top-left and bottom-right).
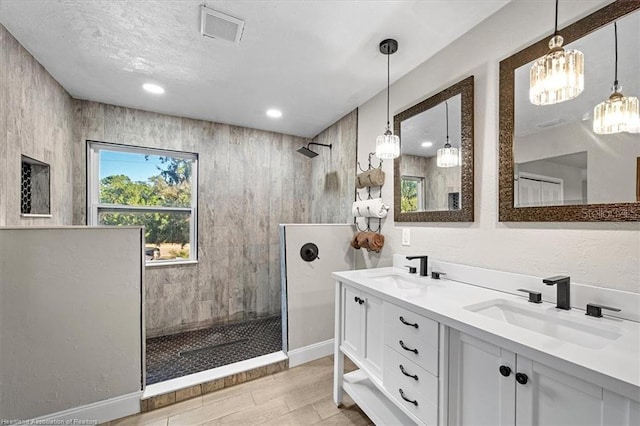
[
  {"x1": 281, "y1": 224, "x2": 355, "y2": 352},
  {"x1": 0, "y1": 227, "x2": 143, "y2": 419},
  {"x1": 356, "y1": 0, "x2": 640, "y2": 293}
]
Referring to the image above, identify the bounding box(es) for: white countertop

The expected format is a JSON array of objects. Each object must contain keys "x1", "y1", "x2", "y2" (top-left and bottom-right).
[{"x1": 332, "y1": 267, "x2": 640, "y2": 400}]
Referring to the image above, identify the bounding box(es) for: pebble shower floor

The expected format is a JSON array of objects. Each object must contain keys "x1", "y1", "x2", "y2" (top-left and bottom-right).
[{"x1": 145, "y1": 316, "x2": 282, "y2": 385}]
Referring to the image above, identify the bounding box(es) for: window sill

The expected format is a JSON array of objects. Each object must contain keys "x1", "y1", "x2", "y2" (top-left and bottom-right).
[
  {"x1": 21, "y1": 214, "x2": 52, "y2": 218},
  {"x1": 145, "y1": 260, "x2": 198, "y2": 268}
]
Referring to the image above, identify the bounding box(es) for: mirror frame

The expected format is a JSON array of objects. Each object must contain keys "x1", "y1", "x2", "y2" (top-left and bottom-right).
[
  {"x1": 394, "y1": 75, "x2": 474, "y2": 222},
  {"x1": 499, "y1": 1, "x2": 640, "y2": 222}
]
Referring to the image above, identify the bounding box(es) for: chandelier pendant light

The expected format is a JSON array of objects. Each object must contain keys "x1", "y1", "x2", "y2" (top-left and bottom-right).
[
  {"x1": 529, "y1": 0, "x2": 584, "y2": 106},
  {"x1": 437, "y1": 102, "x2": 459, "y2": 168},
  {"x1": 375, "y1": 39, "x2": 400, "y2": 160},
  {"x1": 593, "y1": 22, "x2": 640, "y2": 135}
]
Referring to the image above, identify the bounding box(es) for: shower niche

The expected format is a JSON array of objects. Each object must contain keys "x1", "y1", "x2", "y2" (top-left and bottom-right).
[{"x1": 20, "y1": 155, "x2": 51, "y2": 217}]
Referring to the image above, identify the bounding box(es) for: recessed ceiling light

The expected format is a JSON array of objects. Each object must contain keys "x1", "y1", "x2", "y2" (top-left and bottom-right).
[
  {"x1": 266, "y1": 109, "x2": 282, "y2": 118},
  {"x1": 143, "y1": 83, "x2": 165, "y2": 94},
  {"x1": 421, "y1": 141, "x2": 433, "y2": 148}
]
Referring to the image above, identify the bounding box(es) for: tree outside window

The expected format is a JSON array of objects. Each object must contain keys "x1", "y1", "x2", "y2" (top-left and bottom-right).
[{"x1": 88, "y1": 142, "x2": 198, "y2": 264}]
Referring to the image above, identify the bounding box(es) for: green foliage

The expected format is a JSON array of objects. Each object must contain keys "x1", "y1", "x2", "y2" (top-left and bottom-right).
[
  {"x1": 99, "y1": 157, "x2": 193, "y2": 247},
  {"x1": 401, "y1": 179, "x2": 418, "y2": 212}
]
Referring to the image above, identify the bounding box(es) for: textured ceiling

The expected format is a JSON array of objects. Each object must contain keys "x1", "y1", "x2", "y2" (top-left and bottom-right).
[{"x1": 0, "y1": 0, "x2": 510, "y2": 137}]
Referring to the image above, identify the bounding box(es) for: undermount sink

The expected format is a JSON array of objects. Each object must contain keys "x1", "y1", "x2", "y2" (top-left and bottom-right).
[
  {"x1": 359, "y1": 270, "x2": 444, "y2": 291},
  {"x1": 464, "y1": 299, "x2": 624, "y2": 350},
  {"x1": 370, "y1": 274, "x2": 422, "y2": 290}
]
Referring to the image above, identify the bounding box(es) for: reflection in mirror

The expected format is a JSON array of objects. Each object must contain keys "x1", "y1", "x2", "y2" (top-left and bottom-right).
[
  {"x1": 394, "y1": 76, "x2": 474, "y2": 222},
  {"x1": 513, "y1": 10, "x2": 639, "y2": 208},
  {"x1": 400, "y1": 94, "x2": 461, "y2": 212},
  {"x1": 499, "y1": 1, "x2": 640, "y2": 222}
]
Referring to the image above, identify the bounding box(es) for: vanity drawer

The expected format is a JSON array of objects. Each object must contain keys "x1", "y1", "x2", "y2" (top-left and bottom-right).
[
  {"x1": 384, "y1": 345, "x2": 438, "y2": 425},
  {"x1": 384, "y1": 302, "x2": 439, "y2": 375}
]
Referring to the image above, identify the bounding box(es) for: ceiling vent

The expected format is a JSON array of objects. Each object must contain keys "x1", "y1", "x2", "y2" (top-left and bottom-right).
[{"x1": 200, "y1": 5, "x2": 244, "y2": 44}]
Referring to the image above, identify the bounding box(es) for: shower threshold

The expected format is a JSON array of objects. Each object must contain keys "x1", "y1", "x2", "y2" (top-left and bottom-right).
[{"x1": 143, "y1": 351, "x2": 287, "y2": 399}]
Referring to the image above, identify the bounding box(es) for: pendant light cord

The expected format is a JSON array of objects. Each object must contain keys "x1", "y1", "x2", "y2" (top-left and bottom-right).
[
  {"x1": 554, "y1": 0, "x2": 559, "y2": 35},
  {"x1": 386, "y1": 50, "x2": 390, "y2": 128},
  {"x1": 445, "y1": 102, "x2": 450, "y2": 142},
  {"x1": 614, "y1": 21, "x2": 618, "y2": 86}
]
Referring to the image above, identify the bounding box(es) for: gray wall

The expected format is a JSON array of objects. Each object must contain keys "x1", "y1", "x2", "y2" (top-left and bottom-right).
[
  {"x1": 0, "y1": 227, "x2": 142, "y2": 419},
  {"x1": 0, "y1": 24, "x2": 75, "y2": 226},
  {"x1": 74, "y1": 100, "x2": 314, "y2": 336},
  {"x1": 310, "y1": 109, "x2": 358, "y2": 223}
]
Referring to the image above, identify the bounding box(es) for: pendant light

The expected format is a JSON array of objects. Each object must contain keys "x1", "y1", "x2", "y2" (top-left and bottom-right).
[
  {"x1": 375, "y1": 39, "x2": 400, "y2": 160},
  {"x1": 529, "y1": 0, "x2": 584, "y2": 106},
  {"x1": 436, "y1": 102, "x2": 459, "y2": 168},
  {"x1": 593, "y1": 22, "x2": 640, "y2": 135}
]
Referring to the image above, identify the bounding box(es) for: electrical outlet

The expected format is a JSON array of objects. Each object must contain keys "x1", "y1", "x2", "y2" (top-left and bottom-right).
[{"x1": 402, "y1": 228, "x2": 410, "y2": 246}]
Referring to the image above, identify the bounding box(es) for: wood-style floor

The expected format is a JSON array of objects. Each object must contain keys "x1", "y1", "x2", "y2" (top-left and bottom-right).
[{"x1": 109, "y1": 356, "x2": 372, "y2": 426}]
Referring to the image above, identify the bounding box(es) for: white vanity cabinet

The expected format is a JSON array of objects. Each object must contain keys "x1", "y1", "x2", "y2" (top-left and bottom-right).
[
  {"x1": 448, "y1": 330, "x2": 640, "y2": 426},
  {"x1": 340, "y1": 283, "x2": 384, "y2": 379},
  {"x1": 334, "y1": 281, "x2": 442, "y2": 425}
]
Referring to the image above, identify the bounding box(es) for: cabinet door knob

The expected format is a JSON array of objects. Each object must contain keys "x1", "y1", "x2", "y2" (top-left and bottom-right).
[
  {"x1": 399, "y1": 316, "x2": 419, "y2": 329},
  {"x1": 516, "y1": 372, "x2": 528, "y2": 385},
  {"x1": 354, "y1": 296, "x2": 359, "y2": 303},
  {"x1": 399, "y1": 388, "x2": 418, "y2": 406},
  {"x1": 399, "y1": 340, "x2": 419, "y2": 355},
  {"x1": 358, "y1": 298, "x2": 365, "y2": 305},
  {"x1": 399, "y1": 364, "x2": 419, "y2": 381},
  {"x1": 499, "y1": 365, "x2": 512, "y2": 377}
]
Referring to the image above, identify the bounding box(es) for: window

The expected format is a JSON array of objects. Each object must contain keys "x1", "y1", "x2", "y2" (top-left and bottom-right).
[
  {"x1": 401, "y1": 176, "x2": 425, "y2": 212},
  {"x1": 87, "y1": 141, "x2": 198, "y2": 265}
]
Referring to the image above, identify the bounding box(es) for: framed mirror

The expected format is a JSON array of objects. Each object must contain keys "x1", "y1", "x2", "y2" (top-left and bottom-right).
[
  {"x1": 394, "y1": 76, "x2": 474, "y2": 222},
  {"x1": 499, "y1": 1, "x2": 640, "y2": 222}
]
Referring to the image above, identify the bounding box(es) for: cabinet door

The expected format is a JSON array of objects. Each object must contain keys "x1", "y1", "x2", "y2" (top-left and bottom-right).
[
  {"x1": 341, "y1": 285, "x2": 361, "y2": 358},
  {"x1": 448, "y1": 330, "x2": 516, "y2": 426},
  {"x1": 516, "y1": 357, "x2": 606, "y2": 426},
  {"x1": 361, "y1": 293, "x2": 383, "y2": 378},
  {"x1": 603, "y1": 389, "x2": 640, "y2": 426}
]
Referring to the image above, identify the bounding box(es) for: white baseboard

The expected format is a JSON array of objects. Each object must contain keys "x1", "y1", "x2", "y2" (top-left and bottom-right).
[
  {"x1": 32, "y1": 391, "x2": 142, "y2": 424},
  {"x1": 287, "y1": 339, "x2": 334, "y2": 368}
]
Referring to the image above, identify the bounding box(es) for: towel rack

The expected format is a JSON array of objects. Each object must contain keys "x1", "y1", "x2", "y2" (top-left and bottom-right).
[{"x1": 354, "y1": 152, "x2": 383, "y2": 234}]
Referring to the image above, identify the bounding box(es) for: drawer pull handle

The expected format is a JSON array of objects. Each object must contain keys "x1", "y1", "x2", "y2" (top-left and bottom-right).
[
  {"x1": 399, "y1": 388, "x2": 418, "y2": 406},
  {"x1": 399, "y1": 316, "x2": 419, "y2": 329},
  {"x1": 399, "y1": 364, "x2": 419, "y2": 381},
  {"x1": 399, "y1": 340, "x2": 419, "y2": 354}
]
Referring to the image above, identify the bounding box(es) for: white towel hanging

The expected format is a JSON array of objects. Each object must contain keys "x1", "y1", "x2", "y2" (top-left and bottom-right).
[{"x1": 352, "y1": 198, "x2": 389, "y2": 218}]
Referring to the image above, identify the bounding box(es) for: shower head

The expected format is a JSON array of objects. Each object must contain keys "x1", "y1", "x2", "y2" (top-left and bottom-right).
[
  {"x1": 297, "y1": 146, "x2": 319, "y2": 158},
  {"x1": 297, "y1": 142, "x2": 331, "y2": 158}
]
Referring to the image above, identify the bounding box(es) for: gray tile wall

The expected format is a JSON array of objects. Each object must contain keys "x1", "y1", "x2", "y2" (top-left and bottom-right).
[
  {"x1": 309, "y1": 109, "x2": 357, "y2": 223},
  {"x1": 0, "y1": 24, "x2": 74, "y2": 226},
  {"x1": 74, "y1": 101, "x2": 314, "y2": 336}
]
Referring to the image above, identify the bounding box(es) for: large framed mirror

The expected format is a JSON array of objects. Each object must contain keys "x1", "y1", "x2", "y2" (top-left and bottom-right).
[
  {"x1": 394, "y1": 76, "x2": 474, "y2": 222},
  {"x1": 499, "y1": 1, "x2": 640, "y2": 222}
]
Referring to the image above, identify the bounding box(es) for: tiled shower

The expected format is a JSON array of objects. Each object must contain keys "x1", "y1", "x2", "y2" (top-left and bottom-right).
[{"x1": 1, "y1": 17, "x2": 358, "y2": 384}]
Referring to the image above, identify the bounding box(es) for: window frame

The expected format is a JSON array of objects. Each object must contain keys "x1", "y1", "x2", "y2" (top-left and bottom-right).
[{"x1": 87, "y1": 141, "x2": 198, "y2": 266}]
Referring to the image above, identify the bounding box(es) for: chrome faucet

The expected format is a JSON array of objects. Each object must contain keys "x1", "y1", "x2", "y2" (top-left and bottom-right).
[
  {"x1": 543, "y1": 276, "x2": 571, "y2": 310},
  {"x1": 406, "y1": 255, "x2": 428, "y2": 276}
]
